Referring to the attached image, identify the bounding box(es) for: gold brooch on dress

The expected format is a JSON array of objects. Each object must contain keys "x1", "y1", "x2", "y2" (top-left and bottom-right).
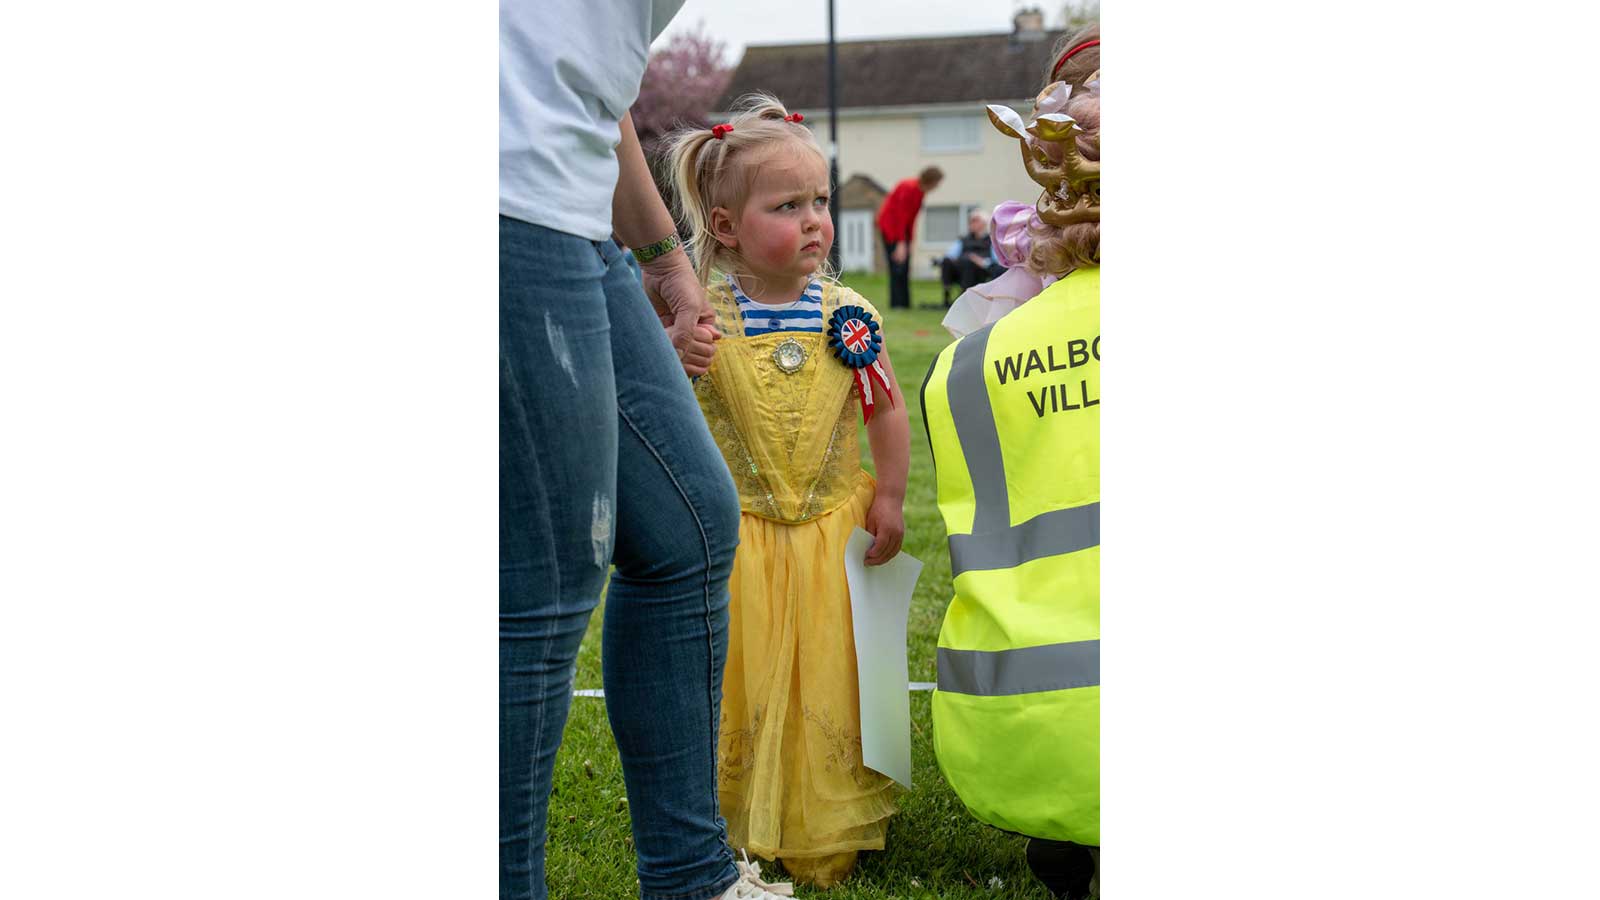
[{"x1": 772, "y1": 337, "x2": 808, "y2": 374}]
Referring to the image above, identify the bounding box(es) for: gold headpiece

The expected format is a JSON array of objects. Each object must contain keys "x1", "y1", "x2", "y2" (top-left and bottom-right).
[{"x1": 986, "y1": 81, "x2": 1099, "y2": 227}]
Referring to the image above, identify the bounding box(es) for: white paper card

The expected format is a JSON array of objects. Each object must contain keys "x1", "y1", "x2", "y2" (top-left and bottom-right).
[{"x1": 844, "y1": 526, "x2": 922, "y2": 788}]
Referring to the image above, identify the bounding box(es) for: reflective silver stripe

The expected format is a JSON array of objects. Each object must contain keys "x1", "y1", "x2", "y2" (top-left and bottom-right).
[
  {"x1": 937, "y1": 640, "x2": 1100, "y2": 696},
  {"x1": 947, "y1": 325, "x2": 1009, "y2": 533},
  {"x1": 949, "y1": 501, "x2": 1100, "y2": 577},
  {"x1": 943, "y1": 325, "x2": 1100, "y2": 576}
]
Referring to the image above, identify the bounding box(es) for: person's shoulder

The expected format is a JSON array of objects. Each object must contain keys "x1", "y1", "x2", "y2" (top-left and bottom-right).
[
  {"x1": 823, "y1": 282, "x2": 880, "y2": 320},
  {"x1": 705, "y1": 276, "x2": 744, "y2": 334},
  {"x1": 994, "y1": 268, "x2": 1099, "y2": 335},
  {"x1": 928, "y1": 320, "x2": 989, "y2": 403},
  {"x1": 705, "y1": 275, "x2": 734, "y2": 302},
  {"x1": 1033, "y1": 267, "x2": 1099, "y2": 311},
  {"x1": 947, "y1": 319, "x2": 990, "y2": 351},
  {"x1": 857, "y1": 294, "x2": 885, "y2": 326}
]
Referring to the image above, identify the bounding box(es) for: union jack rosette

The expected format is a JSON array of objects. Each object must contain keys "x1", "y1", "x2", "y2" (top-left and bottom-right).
[{"x1": 826, "y1": 305, "x2": 895, "y2": 423}]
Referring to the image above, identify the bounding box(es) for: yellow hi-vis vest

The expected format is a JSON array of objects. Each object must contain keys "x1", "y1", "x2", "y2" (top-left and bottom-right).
[{"x1": 921, "y1": 267, "x2": 1099, "y2": 845}]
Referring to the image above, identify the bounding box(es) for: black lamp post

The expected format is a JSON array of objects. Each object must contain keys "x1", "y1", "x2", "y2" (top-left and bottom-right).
[{"x1": 827, "y1": 0, "x2": 840, "y2": 273}]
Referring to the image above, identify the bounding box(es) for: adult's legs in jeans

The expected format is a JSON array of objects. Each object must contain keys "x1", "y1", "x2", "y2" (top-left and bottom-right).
[
  {"x1": 502, "y1": 222, "x2": 743, "y2": 900},
  {"x1": 500, "y1": 218, "x2": 620, "y2": 900},
  {"x1": 596, "y1": 238, "x2": 742, "y2": 900}
]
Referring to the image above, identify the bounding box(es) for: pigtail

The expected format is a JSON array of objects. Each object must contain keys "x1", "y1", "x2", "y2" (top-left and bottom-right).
[
  {"x1": 665, "y1": 126, "x2": 727, "y2": 288},
  {"x1": 738, "y1": 94, "x2": 792, "y2": 123}
]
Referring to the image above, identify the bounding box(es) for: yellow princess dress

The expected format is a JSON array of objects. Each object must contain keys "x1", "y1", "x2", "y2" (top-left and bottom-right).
[{"x1": 694, "y1": 276, "x2": 898, "y2": 888}]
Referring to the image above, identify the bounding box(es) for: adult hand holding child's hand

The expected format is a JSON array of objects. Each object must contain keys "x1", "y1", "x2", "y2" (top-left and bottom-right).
[{"x1": 642, "y1": 251, "x2": 720, "y2": 377}]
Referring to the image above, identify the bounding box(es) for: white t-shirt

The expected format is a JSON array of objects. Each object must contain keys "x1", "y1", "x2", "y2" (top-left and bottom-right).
[{"x1": 499, "y1": 0, "x2": 685, "y2": 240}]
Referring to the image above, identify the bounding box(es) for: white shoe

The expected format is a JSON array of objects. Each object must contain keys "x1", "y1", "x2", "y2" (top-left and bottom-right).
[{"x1": 717, "y1": 850, "x2": 795, "y2": 899}]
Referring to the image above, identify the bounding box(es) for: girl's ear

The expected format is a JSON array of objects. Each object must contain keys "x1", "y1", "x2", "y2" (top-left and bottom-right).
[{"x1": 709, "y1": 207, "x2": 739, "y2": 250}]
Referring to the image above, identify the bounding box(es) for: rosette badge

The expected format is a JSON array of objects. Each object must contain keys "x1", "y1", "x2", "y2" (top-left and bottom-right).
[{"x1": 827, "y1": 305, "x2": 895, "y2": 423}]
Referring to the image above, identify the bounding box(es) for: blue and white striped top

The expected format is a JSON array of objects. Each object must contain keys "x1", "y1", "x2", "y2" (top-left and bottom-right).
[{"x1": 729, "y1": 276, "x2": 825, "y2": 337}]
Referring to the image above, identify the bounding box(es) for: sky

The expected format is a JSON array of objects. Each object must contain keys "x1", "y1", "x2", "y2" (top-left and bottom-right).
[{"x1": 655, "y1": 0, "x2": 1061, "y2": 63}]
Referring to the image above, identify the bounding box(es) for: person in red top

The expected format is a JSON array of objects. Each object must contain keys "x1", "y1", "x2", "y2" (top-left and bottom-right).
[{"x1": 875, "y1": 166, "x2": 943, "y2": 308}]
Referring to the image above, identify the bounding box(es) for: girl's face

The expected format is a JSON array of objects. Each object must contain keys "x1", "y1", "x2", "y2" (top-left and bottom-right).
[{"x1": 725, "y1": 147, "x2": 833, "y2": 287}]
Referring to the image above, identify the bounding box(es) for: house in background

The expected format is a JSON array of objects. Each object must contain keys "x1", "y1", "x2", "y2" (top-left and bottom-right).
[
  {"x1": 836, "y1": 174, "x2": 887, "y2": 273},
  {"x1": 712, "y1": 8, "x2": 1064, "y2": 277}
]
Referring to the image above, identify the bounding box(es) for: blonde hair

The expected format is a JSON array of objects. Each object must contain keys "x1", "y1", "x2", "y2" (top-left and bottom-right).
[
  {"x1": 665, "y1": 93, "x2": 831, "y2": 288},
  {"x1": 1027, "y1": 83, "x2": 1100, "y2": 273},
  {"x1": 1030, "y1": 26, "x2": 1100, "y2": 273}
]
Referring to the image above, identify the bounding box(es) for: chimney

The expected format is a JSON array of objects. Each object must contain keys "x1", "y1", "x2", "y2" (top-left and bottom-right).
[{"x1": 1013, "y1": 6, "x2": 1045, "y2": 38}]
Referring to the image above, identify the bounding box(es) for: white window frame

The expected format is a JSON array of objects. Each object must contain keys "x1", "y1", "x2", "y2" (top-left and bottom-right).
[
  {"x1": 922, "y1": 203, "x2": 983, "y2": 245},
  {"x1": 920, "y1": 113, "x2": 982, "y2": 154},
  {"x1": 839, "y1": 210, "x2": 875, "y2": 272}
]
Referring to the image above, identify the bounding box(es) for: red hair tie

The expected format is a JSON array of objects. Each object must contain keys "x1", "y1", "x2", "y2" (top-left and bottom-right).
[
  {"x1": 785, "y1": 113, "x2": 804, "y2": 123},
  {"x1": 1050, "y1": 38, "x2": 1099, "y2": 82},
  {"x1": 711, "y1": 123, "x2": 733, "y2": 140}
]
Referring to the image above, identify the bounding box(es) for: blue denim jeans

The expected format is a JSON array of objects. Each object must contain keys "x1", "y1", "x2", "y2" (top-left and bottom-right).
[{"x1": 501, "y1": 217, "x2": 741, "y2": 900}]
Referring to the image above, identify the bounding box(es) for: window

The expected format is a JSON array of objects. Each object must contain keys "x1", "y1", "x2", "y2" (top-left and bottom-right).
[
  {"x1": 923, "y1": 206, "x2": 962, "y2": 244},
  {"x1": 920, "y1": 113, "x2": 982, "y2": 153},
  {"x1": 922, "y1": 204, "x2": 982, "y2": 244}
]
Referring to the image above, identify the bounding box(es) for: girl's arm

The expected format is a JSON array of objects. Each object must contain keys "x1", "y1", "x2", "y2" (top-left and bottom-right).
[{"x1": 864, "y1": 346, "x2": 910, "y2": 566}]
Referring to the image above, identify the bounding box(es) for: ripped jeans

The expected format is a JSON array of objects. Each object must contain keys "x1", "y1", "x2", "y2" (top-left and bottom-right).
[{"x1": 500, "y1": 217, "x2": 741, "y2": 900}]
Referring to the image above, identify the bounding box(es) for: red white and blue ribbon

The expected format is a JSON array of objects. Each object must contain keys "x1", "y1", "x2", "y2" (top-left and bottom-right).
[{"x1": 827, "y1": 305, "x2": 894, "y2": 423}]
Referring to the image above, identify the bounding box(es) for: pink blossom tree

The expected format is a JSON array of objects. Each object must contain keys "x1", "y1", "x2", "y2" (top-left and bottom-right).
[{"x1": 631, "y1": 23, "x2": 733, "y2": 166}]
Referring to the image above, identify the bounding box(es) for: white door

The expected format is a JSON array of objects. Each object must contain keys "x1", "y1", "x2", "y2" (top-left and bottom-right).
[{"x1": 840, "y1": 210, "x2": 874, "y2": 273}]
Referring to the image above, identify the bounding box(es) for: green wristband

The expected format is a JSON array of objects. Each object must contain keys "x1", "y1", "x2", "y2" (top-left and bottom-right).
[{"x1": 632, "y1": 233, "x2": 681, "y2": 263}]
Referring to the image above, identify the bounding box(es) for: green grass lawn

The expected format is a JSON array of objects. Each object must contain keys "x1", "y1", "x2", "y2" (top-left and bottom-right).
[{"x1": 546, "y1": 276, "x2": 1055, "y2": 899}]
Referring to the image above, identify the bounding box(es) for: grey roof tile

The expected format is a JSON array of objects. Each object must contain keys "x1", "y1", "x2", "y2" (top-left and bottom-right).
[{"x1": 714, "y1": 29, "x2": 1066, "y2": 112}]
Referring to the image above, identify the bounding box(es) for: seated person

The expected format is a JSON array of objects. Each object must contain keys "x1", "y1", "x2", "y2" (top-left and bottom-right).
[{"x1": 940, "y1": 208, "x2": 1006, "y2": 297}]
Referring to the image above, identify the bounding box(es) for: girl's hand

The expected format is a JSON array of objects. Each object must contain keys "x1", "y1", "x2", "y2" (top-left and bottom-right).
[
  {"x1": 864, "y1": 495, "x2": 905, "y2": 566},
  {"x1": 641, "y1": 251, "x2": 719, "y2": 376}
]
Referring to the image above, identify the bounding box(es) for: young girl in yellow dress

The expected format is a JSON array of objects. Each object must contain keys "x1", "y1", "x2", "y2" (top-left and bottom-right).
[{"x1": 666, "y1": 95, "x2": 911, "y2": 889}]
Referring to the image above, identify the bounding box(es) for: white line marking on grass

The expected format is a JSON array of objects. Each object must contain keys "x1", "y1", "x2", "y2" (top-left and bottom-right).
[{"x1": 573, "y1": 682, "x2": 937, "y2": 699}]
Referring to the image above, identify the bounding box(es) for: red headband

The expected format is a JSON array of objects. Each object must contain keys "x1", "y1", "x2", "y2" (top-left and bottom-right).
[
  {"x1": 711, "y1": 123, "x2": 733, "y2": 140},
  {"x1": 1050, "y1": 38, "x2": 1099, "y2": 82}
]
